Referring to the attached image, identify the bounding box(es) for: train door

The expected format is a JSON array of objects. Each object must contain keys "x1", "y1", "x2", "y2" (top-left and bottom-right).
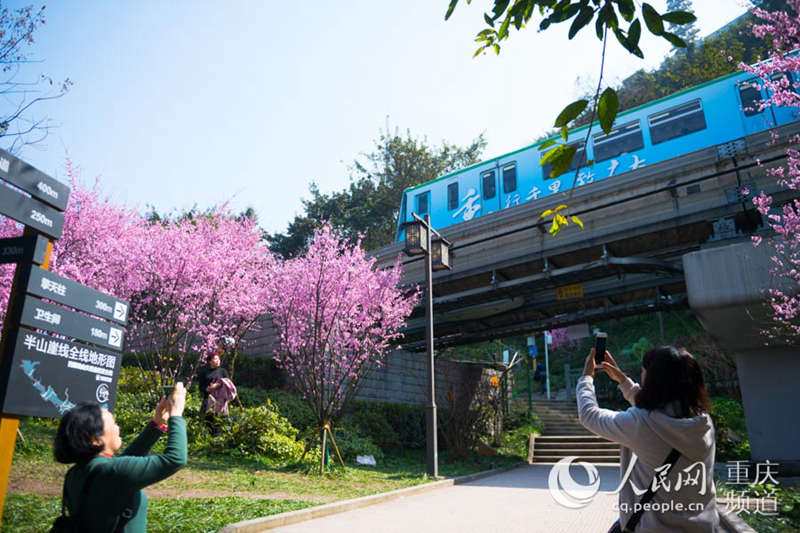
[
  {"x1": 480, "y1": 167, "x2": 500, "y2": 215},
  {"x1": 769, "y1": 72, "x2": 799, "y2": 127},
  {"x1": 736, "y1": 77, "x2": 776, "y2": 135},
  {"x1": 499, "y1": 161, "x2": 520, "y2": 209}
]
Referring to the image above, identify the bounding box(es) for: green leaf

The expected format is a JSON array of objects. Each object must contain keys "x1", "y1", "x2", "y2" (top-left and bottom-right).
[
  {"x1": 498, "y1": 15, "x2": 511, "y2": 39},
  {"x1": 539, "y1": 139, "x2": 557, "y2": 150},
  {"x1": 628, "y1": 19, "x2": 641, "y2": 47},
  {"x1": 595, "y1": 8, "x2": 605, "y2": 39},
  {"x1": 598, "y1": 87, "x2": 619, "y2": 134},
  {"x1": 539, "y1": 144, "x2": 563, "y2": 166},
  {"x1": 555, "y1": 213, "x2": 568, "y2": 226},
  {"x1": 571, "y1": 215, "x2": 584, "y2": 228},
  {"x1": 554, "y1": 204, "x2": 568, "y2": 212},
  {"x1": 541, "y1": 208, "x2": 555, "y2": 218},
  {"x1": 642, "y1": 3, "x2": 664, "y2": 36},
  {"x1": 484, "y1": 13, "x2": 495, "y2": 26},
  {"x1": 493, "y1": 43, "x2": 501, "y2": 54},
  {"x1": 492, "y1": 0, "x2": 511, "y2": 20},
  {"x1": 618, "y1": 0, "x2": 635, "y2": 22},
  {"x1": 568, "y1": 5, "x2": 594, "y2": 39},
  {"x1": 560, "y1": 125, "x2": 569, "y2": 141},
  {"x1": 661, "y1": 11, "x2": 696, "y2": 24},
  {"x1": 549, "y1": 143, "x2": 578, "y2": 178},
  {"x1": 445, "y1": 0, "x2": 460, "y2": 21},
  {"x1": 662, "y1": 31, "x2": 687, "y2": 48},
  {"x1": 554, "y1": 99, "x2": 588, "y2": 127}
]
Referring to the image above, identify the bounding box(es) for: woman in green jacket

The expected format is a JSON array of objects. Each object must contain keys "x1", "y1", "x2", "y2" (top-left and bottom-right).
[{"x1": 54, "y1": 383, "x2": 188, "y2": 532}]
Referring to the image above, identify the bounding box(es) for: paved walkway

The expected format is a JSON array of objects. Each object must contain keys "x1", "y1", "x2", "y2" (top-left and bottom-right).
[{"x1": 270, "y1": 465, "x2": 622, "y2": 533}]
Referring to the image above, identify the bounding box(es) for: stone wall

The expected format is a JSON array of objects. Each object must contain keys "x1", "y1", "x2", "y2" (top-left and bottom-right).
[{"x1": 354, "y1": 349, "x2": 500, "y2": 407}]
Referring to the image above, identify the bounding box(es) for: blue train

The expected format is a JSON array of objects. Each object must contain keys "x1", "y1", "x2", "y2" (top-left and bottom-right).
[{"x1": 395, "y1": 68, "x2": 799, "y2": 241}]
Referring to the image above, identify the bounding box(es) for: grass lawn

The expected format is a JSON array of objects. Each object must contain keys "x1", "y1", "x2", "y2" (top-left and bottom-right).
[{"x1": 2, "y1": 417, "x2": 522, "y2": 532}]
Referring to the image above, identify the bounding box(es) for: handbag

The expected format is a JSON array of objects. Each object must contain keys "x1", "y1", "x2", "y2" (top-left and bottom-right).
[{"x1": 608, "y1": 448, "x2": 681, "y2": 533}]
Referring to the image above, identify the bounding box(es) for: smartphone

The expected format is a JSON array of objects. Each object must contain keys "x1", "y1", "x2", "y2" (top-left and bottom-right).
[
  {"x1": 594, "y1": 333, "x2": 607, "y2": 365},
  {"x1": 162, "y1": 385, "x2": 174, "y2": 397}
]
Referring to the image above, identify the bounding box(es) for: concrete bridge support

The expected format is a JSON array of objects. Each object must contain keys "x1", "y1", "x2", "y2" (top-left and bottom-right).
[{"x1": 683, "y1": 241, "x2": 800, "y2": 474}]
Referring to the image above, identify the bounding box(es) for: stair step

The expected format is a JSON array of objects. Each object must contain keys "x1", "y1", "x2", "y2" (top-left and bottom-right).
[
  {"x1": 536, "y1": 442, "x2": 619, "y2": 449},
  {"x1": 532, "y1": 455, "x2": 620, "y2": 463},
  {"x1": 534, "y1": 448, "x2": 620, "y2": 456}
]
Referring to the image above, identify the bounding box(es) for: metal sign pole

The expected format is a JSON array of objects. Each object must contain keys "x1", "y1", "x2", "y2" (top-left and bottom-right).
[{"x1": 0, "y1": 227, "x2": 52, "y2": 522}]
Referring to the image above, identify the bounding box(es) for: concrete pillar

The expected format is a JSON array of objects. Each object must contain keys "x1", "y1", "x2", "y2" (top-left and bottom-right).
[{"x1": 683, "y1": 241, "x2": 800, "y2": 474}]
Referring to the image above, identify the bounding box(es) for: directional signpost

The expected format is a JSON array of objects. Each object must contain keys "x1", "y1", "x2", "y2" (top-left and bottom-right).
[
  {"x1": 0, "y1": 151, "x2": 131, "y2": 521},
  {"x1": 0, "y1": 234, "x2": 49, "y2": 265}
]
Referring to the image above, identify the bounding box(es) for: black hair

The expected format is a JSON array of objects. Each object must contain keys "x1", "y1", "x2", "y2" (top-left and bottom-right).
[
  {"x1": 634, "y1": 346, "x2": 711, "y2": 418},
  {"x1": 54, "y1": 402, "x2": 104, "y2": 464}
]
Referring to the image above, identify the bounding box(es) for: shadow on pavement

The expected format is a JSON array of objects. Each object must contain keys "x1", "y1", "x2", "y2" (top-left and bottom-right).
[{"x1": 461, "y1": 464, "x2": 622, "y2": 492}]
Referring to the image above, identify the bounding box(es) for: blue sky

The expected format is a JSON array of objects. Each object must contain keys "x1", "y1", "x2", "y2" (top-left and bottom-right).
[{"x1": 4, "y1": 1, "x2": 747, "y2": 233}]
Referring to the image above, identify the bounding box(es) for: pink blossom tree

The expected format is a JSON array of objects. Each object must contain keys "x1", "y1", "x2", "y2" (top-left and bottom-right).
[
  {"x1": 127, "y1": 208, "x2": 274, "y2": 395},
  {"x1": 1, "y1": 163, "x2": 275, "y2": 397},
  {"x1": 739, "y1": 0, "x2": 800, "y2": 337},
  {"x1": 263, "y1": 224, "x2": 417, "y2": 461}
]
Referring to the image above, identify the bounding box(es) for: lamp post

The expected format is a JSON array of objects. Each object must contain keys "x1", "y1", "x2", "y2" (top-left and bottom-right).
[{"x1": 403, "y1": 213, "x2": 452, "y2": 477}]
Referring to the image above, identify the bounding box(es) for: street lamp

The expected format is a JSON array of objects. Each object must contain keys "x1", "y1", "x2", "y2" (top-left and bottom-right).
[{"x1": 403, "y1": 213, "x2": 452, "y2": 478}]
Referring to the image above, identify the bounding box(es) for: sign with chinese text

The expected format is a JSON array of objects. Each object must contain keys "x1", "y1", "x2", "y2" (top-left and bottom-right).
[
  {"x1": 556, "y1": 283, "x2": 584, "y2": 300},
  {"x1": 21, "y1": 267, "x2": 129, "y2": 325},
  {"x1": 0, "y1": 328, "x2": 120, "y2": 418},
  {"x1": 18, "y1": 295, "x2": 126, "y2": 352}
]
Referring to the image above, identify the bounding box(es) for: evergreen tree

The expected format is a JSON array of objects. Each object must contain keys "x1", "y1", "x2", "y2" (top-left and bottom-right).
[{"x1": 666, "y1": 0, "x2": 699, "y2": 44}]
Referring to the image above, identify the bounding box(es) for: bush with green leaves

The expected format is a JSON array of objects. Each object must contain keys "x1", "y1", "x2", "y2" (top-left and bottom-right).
[
  {"x1": 264, "y1": 389, "x2": 316, "y2": 433},
  {"x1": 326, "y1": 424, "x2": 384, "y2": 463},
  {"x1": 198, "y1": 405, "x2": 304, "y2": 463},
  {"x1": 348, "y1": 401, "x2": 425, "y2": 450},
  {"x1": 710, "y1": 396, "x2": 750, "y2": 462}
]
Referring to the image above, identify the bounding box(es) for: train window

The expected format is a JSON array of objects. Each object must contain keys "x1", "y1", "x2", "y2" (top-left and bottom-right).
[
  {"x1": 593, "y1": 121, "x2": 644, "y2": 161},
  {"x1": 770, "y1": 72, "x2": 800, "y2": 94},
  {"x1": 415, "y1": 192, "x2": 429, "y2": 215},
  {"x1": 447, "y1": 182, "x2": 459, "y2": 210},
  {"x1": 502, "y1": 163, "x2": 517, "y2": 193},
  {"x1": 648, "y1": 99, "x2": 707, "y2": 145},
  {"x1": 482, "y1": 170, "x2": 496, "y2": 200},
  {"x1": 738, "y1": 81, "x2": 764, "y2": 116},
  {"x1": 540, "y1": 143, "x2": 586, "y2": 180}
]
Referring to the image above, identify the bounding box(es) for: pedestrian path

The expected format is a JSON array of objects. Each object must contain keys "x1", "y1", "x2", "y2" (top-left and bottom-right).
[{"x1": 269, "y1": 465, "x2": 621, "y2": 533}]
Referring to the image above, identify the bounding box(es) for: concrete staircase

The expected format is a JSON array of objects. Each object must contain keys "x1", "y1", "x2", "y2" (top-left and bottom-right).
[{"x1": 530, "y1": 400, "x2": 620, "y2": 465}]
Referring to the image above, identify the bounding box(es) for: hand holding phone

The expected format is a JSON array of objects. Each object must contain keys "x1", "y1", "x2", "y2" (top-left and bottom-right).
[
  {"x1": 594, "y1": 333, "x2": 607, "y2": 365},
  {"x1": 162, "y1": 385, "x2": 175, "y2": 398}
]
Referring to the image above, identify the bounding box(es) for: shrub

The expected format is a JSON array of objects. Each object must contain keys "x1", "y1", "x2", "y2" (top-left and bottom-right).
[
  {"x1": 348, "y1": 401, "x2": 425, "y2": 450},
  {"x1": 230, "y1": 354, "x2": 284, "y2": 389},
  {"x1": 710, "y1": 396, "x2": 750, "y2": 461},
  {"x1": 237, "y1": 386, "x2": 269, "y2": 408},
  {"x1": 199, "y1": 405, "x2": 304, "y2": 463},
  {"x1": 117, "y1": 366, "x2": 155, "y2": 395},
  {"x1": 265, "y1": 389, "x2": 316, "y2": 433},
  {"x1": 503, "y1": 408, "x2": 544, "y2": 433},
  {"x1": 347, "y1": 405, "x2": 400, "y2": 450},
  {"x1": 504, "y1": 424, "x2": 542, "y2": 458},
  {"x1": 326, "y1": 425, "x2": 384, "y2": 463}
]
